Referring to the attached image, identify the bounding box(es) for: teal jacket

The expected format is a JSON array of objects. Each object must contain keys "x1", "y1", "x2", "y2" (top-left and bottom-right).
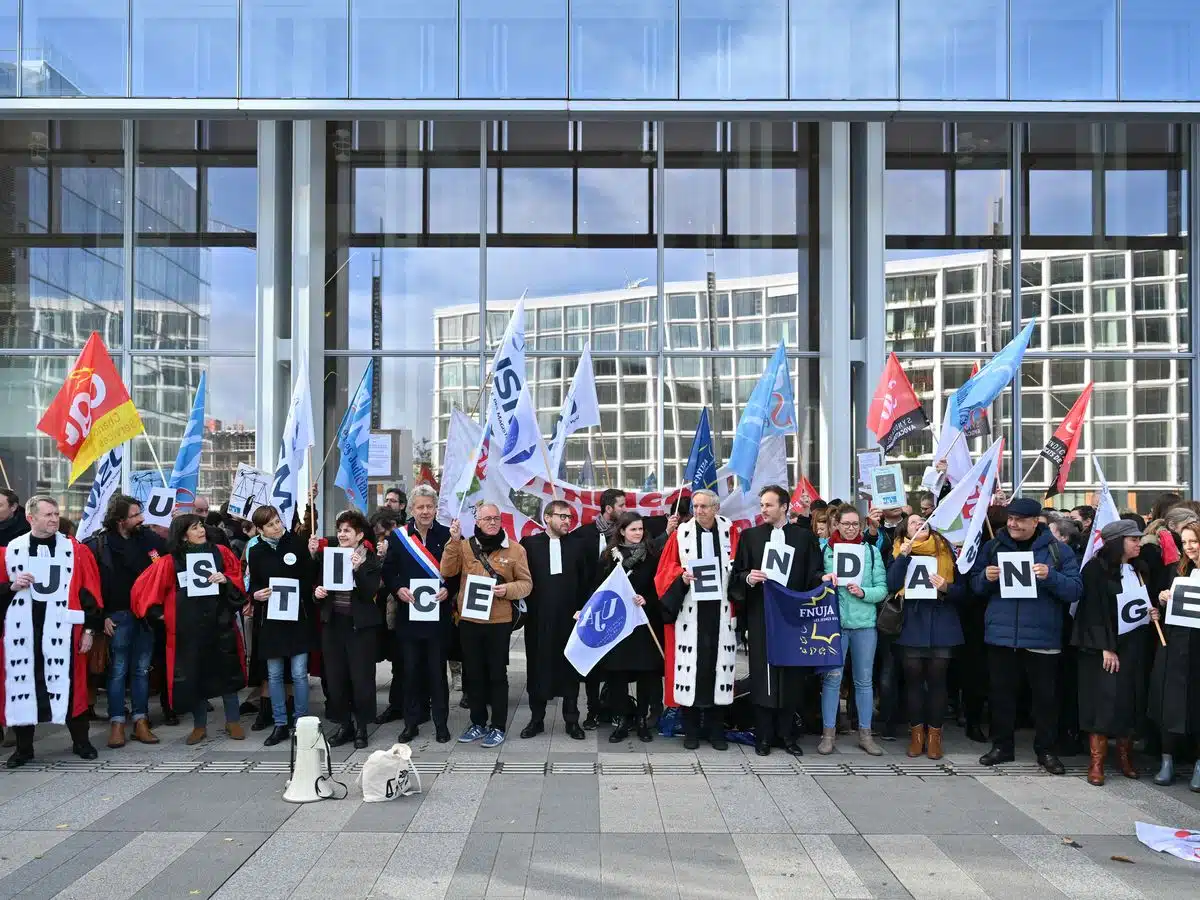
[{"x1": 823, "y1": 541, "x2": 888, "y2": 630}]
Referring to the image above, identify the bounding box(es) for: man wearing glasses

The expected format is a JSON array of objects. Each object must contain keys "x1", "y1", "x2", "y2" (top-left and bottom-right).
[{"x1": 518, "y1": 500, "x2": 591, "y2": 740}]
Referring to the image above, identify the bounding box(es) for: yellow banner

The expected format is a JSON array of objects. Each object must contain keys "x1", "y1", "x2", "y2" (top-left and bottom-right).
[{"x1": 69, "y1": 399, "x2": 145, "y2": 485}]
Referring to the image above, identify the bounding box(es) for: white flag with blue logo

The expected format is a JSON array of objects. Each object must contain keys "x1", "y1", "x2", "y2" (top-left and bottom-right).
[
  {"x1": 77, "y1": 445, "x2": 124, "y2": 542},
  {"x1": 564, "y1": 563, "x2": 650, "y2": 677},
  {"x1": 334, "y1": 360, "x2": 373, "y2": 510},
  {"x1": 168, "y1": 372, "x2": 206, "y2": 508},
  {"x1": 271, "y1": 356, "x2": 315, "y2": 526},
  {"x1": 486, "y1": 298, "x2": 527, "y2": 457},
  {"x1": 495, "y1": 385, "x2": 548, "y2": 490},
  {"x1": 546, "y1": 341, "x2": 601, "y2": 477}
]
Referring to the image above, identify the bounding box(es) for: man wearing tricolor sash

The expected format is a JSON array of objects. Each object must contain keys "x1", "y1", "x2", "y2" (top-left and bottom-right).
[
  {"x1": 0, "y1": 496, "x2": 104, "y2": 768},
  {"x1": 383, "y1": 485, "x2": 457, "y2": 744}
]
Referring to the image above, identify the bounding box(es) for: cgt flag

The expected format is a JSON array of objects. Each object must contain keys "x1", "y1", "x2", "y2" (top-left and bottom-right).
[
  {"x1": 564, "y1": 564, "x2": 650, "y2": 676},
  {"x1": 867, "y1": 353, "x2": 930, "y2": 453},
  {"x1": 1042, "y1": 382, "x2": 1093, "y2": 498},
  {"x1": 763, "y1": 583, "x2": 843, "y2": 668},
  {"x1": 790, "y1": 475, "x2": 822, "y2": 516},
  {"x1": 37, "y1": 331, "x2": 145, "y2": 484}
]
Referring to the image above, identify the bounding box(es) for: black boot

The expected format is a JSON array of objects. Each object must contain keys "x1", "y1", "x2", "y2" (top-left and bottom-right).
[
  {"x1": 582, "y1": 712, "x2": 599, "y2": 730},
  {"x1": 399, "y1": 724, "x2": 420, "y2": 743},
  {"x1": 251, "y1": 701, "x2": 272, "y2": 732},
  {"x1": 264, "y1": 725, "x2": 290, "y2": 747},
  {"x1": 435, "y1": 723, "x2": 452, "y2": 744},
  {"x1": 5, "y1": 747, "x2": 33, "y2": 769},
  {"x1": 965, "y1": 723, "x2": 988, "y2": 743},
  {"x1": 354, "y1": 725, "x2": 369, "y2": 749},
  {"x1": 609, "y1": 717, "x2": 632, "y2": 743},
  {"x1": 72, "y1": 740, "x2": 98, "y2": 761},
  {"x1": 707, "y1": 715, "x2": 728, "y2": 751},
  {"x1": 636, "y1": 717, "x2": 653, "y2": 743},
  {"x1": 163, "y1": 706, "x2": 179, "y2": 727},
  {"x1": 519, "y1": 719, "x2": 545, "y2": 739},
  {"x1": 328, "y1": 722, "x2": 355, "y2": 747},
  {"x1": 375, "y1": 705, "x2": 402, "y2": 725},
  {"x1": 979, "y1": 745, "x2": 1015, "y2": 766}
]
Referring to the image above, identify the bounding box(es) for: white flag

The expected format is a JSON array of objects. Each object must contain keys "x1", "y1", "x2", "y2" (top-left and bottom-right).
[
  {"x1": 486, "y1": 298, "x2": 527, "y2": 456},
  {"x1": 271, "y1": 356, "x2": 315, "y2": 526},
  {"x1": 933, "y1": 418, "x2": 975, "y2": 486},
  {"x1": 495, "y1": 386, "x2": 549, "y2": 490},
  {"x1": 1081, "y1": 456, "x2": 1120, "y2": 568},
  {"x1": 438, "y1": 408, "x2": 485, "y2": 529},
  {"x1": 564, "y1": 563, "x2": 650, "y2": 677},
  {"x1": 547, "y1": 341, "x2": 601, "y2": 476},
  {"x1": 77, "y1": 446, "x2": 124, "y2": 542},
  {"x1": 927, "y1": 437, "x2": 1005, "y2": 574}
]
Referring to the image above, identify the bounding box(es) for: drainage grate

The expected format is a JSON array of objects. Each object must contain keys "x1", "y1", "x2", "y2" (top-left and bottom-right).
[
  {"x1": 649, "y1": 762, "x2": 701, "y2": 775},
  {"x1": 599, "y1": 763, "x2": 649, "y2": 776},
  {"x1": 496, "y1": 761, "x2": 546, "y2": 775},
  {"x1": 447, "y1": 760, "x2": 500, "y2": 775},
  {"x1": 550, "y1": 762, "x2": 598, "y2": 775}
]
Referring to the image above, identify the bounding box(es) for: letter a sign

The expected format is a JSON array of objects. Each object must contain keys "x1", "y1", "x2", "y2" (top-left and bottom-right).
[
  {"x1": 904, "y1": 557, "x2": 937, "y2": 600},
  {"x1": 998, "y1": 551, "x2": 1037, "y2": 599}
]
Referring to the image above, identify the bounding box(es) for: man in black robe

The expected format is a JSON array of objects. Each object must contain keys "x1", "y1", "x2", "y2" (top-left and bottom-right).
[
  {"x1": 731, "y1": 485, "x2": 825, "y2": 756},
  {"x1": 520, "y1": 499, "x2": 591, "y2": 740}
]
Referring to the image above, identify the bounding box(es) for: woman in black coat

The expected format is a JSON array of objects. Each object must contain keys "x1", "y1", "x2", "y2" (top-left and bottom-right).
[
  {"x1": 246, "y1": 506, "x2": 314, "y2": 746},
  {"x1": 596, "y1": 512, "x2": 664, "y2": 744},
  {"x1": 1073, "y1": 520, "x2": 1151, "y2": 787}
]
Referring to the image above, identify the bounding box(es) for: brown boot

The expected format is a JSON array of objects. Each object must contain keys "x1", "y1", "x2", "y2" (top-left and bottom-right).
[
  {"x1": 1115, "y1": 738, "x2": 1138, "y2": 779},
  {"x1": 1087, "y1": 733, "x2": 1106, "y2": 786},
  {"x1": 926, "y1": 727, "x2": 944, "y2": 761},
  {"x1": 906, "y1": 725, "x2": 926, "y2": 758},
  {"x1": 186, "y1": 727, "x2": 207, "y2": 745},
  {"x1": 132, "y1": 719, "x2": 159, "y2": 745},
  {"x1": 225, "y1": 722, "x2": 245, "y2": 740},
  {"x1": 107, "y1": 722, "x2": 126, "y2": 748}
]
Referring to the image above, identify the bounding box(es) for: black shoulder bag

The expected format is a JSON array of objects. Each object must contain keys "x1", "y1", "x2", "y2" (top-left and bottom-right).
[{"x1": 468, "y1": 538, "x2": 526, "y2": 631}]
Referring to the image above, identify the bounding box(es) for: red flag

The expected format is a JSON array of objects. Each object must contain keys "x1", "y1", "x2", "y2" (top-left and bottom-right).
[
  {"x1": 1041, "y1": 383, "x2": 1093, "y2": 498},
  {"x1": 961, "y1": 362, "x2": 990, "y2": 438},
  {"x1": 417, "y1": 463, "x2": 440, "y2": 492},
  {"x1": 790, "y1": 476, "x2": 822, "y2": 516},
  {"x1": 867, "y1": 353, "x2": 929, "y2": 453}
]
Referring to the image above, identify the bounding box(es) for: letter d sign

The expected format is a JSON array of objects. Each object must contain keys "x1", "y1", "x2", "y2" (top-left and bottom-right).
[{"x1": 834, "y1": 545, "x2": 865, "y2": 587}]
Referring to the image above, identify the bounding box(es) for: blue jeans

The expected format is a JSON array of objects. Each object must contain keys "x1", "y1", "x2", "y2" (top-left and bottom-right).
[
  {"x1": 193, "y1": 694, "x2": 241, "y2": 730},
  {"x1": 106, "y1": 610, "x2": 154, "y2": 723},
  {"x1": 820, "y1": 627, "x2": 879, "y2": 730},
  {"x1": 267, "y1": 654, "x2": 309, "y2": 726}
]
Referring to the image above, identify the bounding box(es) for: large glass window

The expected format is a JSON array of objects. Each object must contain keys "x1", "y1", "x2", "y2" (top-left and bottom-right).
[
  {"x1": 790, "y1": 0, "x2": 896, "y2": 99},
  {"x1": 241, "y1": 0, "x2": 349, "y2": 98},
  {"x1": 132, "y1": 1, "x2": 238, "y2": 97},
  {"x1": 1010, "y1": 0, "x2": 1117, "y2": 100},
  {"x1": 0, "y1": 1, "x2": 15, "y2": 96},
  {"x1": 460, "y1": 0, "x2": 567, "y2": 98},
  {"x1": 570, "y1": 0, "x2": 676, "y2": 99},
  {"x1": 23, "y1": 0, "x2": 128, "y2": 97},
  {"x1": 899, "y1": 0, "x2": 1006, "y2": 100},
  {"x1": 680, "y1": 0, "x2": 787, "y2": 99},
  {"x1": 351, "y1": 0, "x2": 458, "y2": 98},
  {"x1": 1121, "y1": 1, "x2": 1200, "y2": 100}
]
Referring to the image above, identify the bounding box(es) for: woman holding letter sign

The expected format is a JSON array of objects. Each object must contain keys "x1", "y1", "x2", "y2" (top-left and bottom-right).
[
  {"x1": 821, "y1": 509, "x2": 887, "y2": 756},
  {"x1": 131, "y1": 514, "x2": 248, "y2": 745},
  {"x1": 246, "y1": 506, "x2": 313, "y2": 747},
  {"x1": 1148, "y1": 521, "x2": 1200, "y2": 789},
  {"x1": 886, "y1": 516, "x2": 964, "y2": 760}
]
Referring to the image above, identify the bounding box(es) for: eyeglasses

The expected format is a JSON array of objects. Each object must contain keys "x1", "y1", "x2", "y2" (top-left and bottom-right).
[
  {"x1": 840, "y1": 521, "x2": 861, "y2": 530},
  {"x1": 547, "y1": 512, "x2": 572, "y2": 520},
  {"x1": 477, "y1": 515, "x2": 501, "y2": 524}
]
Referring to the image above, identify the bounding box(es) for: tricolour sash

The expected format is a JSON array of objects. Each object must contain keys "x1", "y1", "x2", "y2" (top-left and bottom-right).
[{"x1": 393, "y1": 526, "x2": 442, "y2": 581}]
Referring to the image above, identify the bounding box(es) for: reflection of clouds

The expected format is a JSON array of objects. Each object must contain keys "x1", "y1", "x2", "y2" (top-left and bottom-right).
[
  {"x1": 885, "y1": 170, "x2": 946, "y2": 235},
  {"x1": 204, "y1": 357, "x2": 256, "y2": 425},
  {"x1": 489, "y1": 247, "x2": 656, "y2": 301},
  {"x1": 790, "y1": 1, "x2": 896, "y2": 99},
  {"x1": 679, "y1": 2, "x2": 787, "y2": 98},
  {"x1": 898, "y1": 1, "x2": 1007, "y2": 99},
  {"x1": 1028, "y1": 170, "x2": 1091, "y2": 236},
  {"x1": 571, "y1": 0, "x2": 677, "y2": 98}
]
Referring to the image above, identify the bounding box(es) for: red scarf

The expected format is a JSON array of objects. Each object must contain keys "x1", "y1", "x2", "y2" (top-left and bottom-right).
[{"x1": 827, "y1": 530, "x2": 864, "y2": 547}]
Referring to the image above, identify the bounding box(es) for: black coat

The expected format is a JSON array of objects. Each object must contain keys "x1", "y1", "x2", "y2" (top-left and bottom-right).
[
  {"x1": 85, "y1": 526, "x2": 166, "y2": 614},
  {"x1": 1149, "y1": 559, "x2": 1200, "y2": 736},
  {"x1": 313, "y1": 543, "x2": 384, "y2": 630},
  {"x1": 521, "y1": 532, "x2": 591, "y2": 696},
  {"x1": 382, "y1": 520, "x2": 458, "y2": 642},
  {"x1": 568, "y1": 521, "x2": 611, "y2": 591},
  {"x1": 596, "y1": 543, "x2": 664, "y2": 675},
  {"x1": 730, "y1": 523, "x2": 825, "y2": 708},
  {"x1": 246, "y1": 532, "x2": 315, "y2": 660}
]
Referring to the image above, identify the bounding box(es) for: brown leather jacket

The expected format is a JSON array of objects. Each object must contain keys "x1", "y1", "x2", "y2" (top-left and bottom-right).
[{"x1": 440, "y1": 533, "x2": 532, "y2": 625}]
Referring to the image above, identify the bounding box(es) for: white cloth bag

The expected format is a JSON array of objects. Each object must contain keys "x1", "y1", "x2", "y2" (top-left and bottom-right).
[{"x1": 359, "y1": 743, "x2": 422, "y2": 802}]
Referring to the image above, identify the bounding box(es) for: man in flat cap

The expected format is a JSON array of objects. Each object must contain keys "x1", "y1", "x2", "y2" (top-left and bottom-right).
[{"x1": 969, "y1": 496, "x2": 1083, "y2": 774}]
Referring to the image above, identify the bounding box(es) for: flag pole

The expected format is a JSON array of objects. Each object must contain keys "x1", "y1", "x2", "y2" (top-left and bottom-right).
[
  {"x1": 306, "y1": 447, "x2": 316, "y2": 524},
  {"x1": 140, "y1": 432, "x2": 168, "y2": 484},
  {"x1": 595, "y1": 428, "x2": 613, "y2": 487},
  {"x1": 643, "y1": 619, "x2": 665, "y2": 659},
  {"x1": 1153, "y1": 617, "x2": 1167, "y2": 647},
  {"x1": 314, "y1": 433, "x2": 339, "y2": 480},
  {"x1": 1011, "y1": 456, "x2": 1043, "y2": 499},
  {"x1": 538, "y1": 440, "x2": 560, "y2": 501},
  {"x1": 0, "y1": 455, "x2": 9, "y2": 489}
]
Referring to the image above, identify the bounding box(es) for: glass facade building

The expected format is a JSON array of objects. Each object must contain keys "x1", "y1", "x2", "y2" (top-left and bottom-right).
[{"x1": 1, "y1": 2, "x2": 1198, "y2": 518}]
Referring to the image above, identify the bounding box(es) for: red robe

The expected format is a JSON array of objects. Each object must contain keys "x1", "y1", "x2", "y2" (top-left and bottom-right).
[
  {"x1": 131, "y1": 544, "x2": 247, "y2": 708},
  {"x1": 0, "y1": 537, "x2": 103, "y2": 725}
]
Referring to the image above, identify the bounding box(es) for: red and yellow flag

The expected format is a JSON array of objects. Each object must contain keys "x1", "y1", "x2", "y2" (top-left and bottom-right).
[{"x1": 37, "y1": 332, "x2": 144, "y2": 484}]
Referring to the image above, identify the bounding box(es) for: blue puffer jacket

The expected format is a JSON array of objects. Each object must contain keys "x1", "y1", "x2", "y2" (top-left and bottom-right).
[
  {"x1": 885, "y1": 555, "x2": 965, "y2": 649},
  {"x1": 968, "y1": 526, "x2": 1083, "y2": 649}
]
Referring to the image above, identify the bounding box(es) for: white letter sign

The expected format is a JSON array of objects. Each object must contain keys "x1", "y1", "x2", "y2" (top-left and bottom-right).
[
  {"x1": 142, "y1": 485, "x2": 176, "y2": 527},
  {"x1": 998, "y1": 551, "x2": 1037, "y2": 599},
  {"x1": 267, "y1": 577, "x2": 301, "y2": 621},
  {"x1": 687, "y1": 557, "x2": 723, "y2": 601},
  {"x1": 871, "y1": 463, "x2": 906, "y2": 509},
  {"x1": 461, "y1": 574, "x2": 497, "y2": 621},
  {"x1": 323, "y1": 547, "x2": 354, "y2": 591},
  {"x1": 833, "y1": 544, "x2": 866, "y2": 587},
  {"x1": 184, "y1": 552, "x2": 219, "y2": 597},
  {"x1": 1165, "y1": 576, "x2": 1200, "y2": 630},
  {"x1": 761, "y1": 542, "x2": 794, "y2": 586},
  {"x1": 1116, "y1": 565, "x2": 1149, "y2": 635},
  {"x1": 408, "y1": 578, "x2": 441, "y2": 622},
  {"x1": 904, "y1": 557, "x2": 938, "y2": 600}
]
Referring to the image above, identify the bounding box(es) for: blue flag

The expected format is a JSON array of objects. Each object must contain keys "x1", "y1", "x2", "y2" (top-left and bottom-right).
[
  {"x1": 727, "y1": 341, "x2": 796, "y2": 490},
  {"x1": 683, "y1": 408, "x2": 718, "y2": 492},
  {"x1": 946, "y1": 320, "x2": 1035, "y2": 433},
  {"x1": 763, "y1": 582, "x2": 843, "y2": 669},
  {"x1": 642, "y1": 472, "x2": 657, "y2": 492},
  {"x1": 335, "y1": 360, "x2": 373, "y2": 510},
  {"x1": 168, "y1": 372, "x2": 206, "y2": 508}
]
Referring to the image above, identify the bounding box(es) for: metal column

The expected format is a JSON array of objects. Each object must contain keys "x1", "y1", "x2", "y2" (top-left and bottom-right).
[
  {"x1": 818, "y1": 122, "x2": 853, "y2": 499},
  {"x1": 850, "y1": 122, "x2": 887, "y2": 464},
  {"x1": 1010, "y1": 123, "x2": 1024, "y2": 490},
  {"x1": 1190, "y1": 124, "x2": 1200, "y2": 497}
]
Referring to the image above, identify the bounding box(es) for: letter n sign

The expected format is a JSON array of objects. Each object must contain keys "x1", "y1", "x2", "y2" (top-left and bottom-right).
[
  {"x1": 267, "y1": 577, "x2": 300, "y2": 621},
  {"x1": 761, "y1": 543, "x2": 794, "y2": 585},
  {"x1": 998, "y1": 551, "x2": 1037, "y2": 599}
]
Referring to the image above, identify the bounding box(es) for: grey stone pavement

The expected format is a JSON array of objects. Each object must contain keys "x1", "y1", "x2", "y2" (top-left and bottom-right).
[{"x1": 2, "y1": 640, "x2": 1199, "y2": 899}]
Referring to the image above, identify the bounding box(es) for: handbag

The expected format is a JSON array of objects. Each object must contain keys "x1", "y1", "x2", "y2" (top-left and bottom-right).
[
  {"x1": 87, "y1": 632, "x2": 110, "y2": 676},
  {"x1": 876, "y1": 591, "x2": 905, "y2": 636}
]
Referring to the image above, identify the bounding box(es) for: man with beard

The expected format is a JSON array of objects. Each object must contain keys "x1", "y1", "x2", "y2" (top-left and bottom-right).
[
  {"x1": 0, "y1": 489, "x2": 30, "y2": 549},
  {"x1": 655, "y1": 489, "x2": 739, "y2": 750},
  {"x1": 0, "y1": 496, "x2": 104, "y2": 767},
  {"x1": 519, "y1": 499, "x2": 590, "y2": 740},
  {"x1": 731, "y1": 485, "x2": 824, "y2": 756}
]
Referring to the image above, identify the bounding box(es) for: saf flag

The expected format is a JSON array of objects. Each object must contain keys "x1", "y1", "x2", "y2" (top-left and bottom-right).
[
  {"x1": 867, "y1": 353, "x2": 929, "y2": 453},
  {"x1": 1041, "y1": 383, "x2": 1093, "y2": 498},
  {"x1": 38, "y1": 332, "x2": 145, "y2": 484}
]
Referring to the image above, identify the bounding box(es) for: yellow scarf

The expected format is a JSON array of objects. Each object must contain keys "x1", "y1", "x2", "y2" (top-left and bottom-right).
[{"x1": 893, "y1": 533, "x2": 956, "y2": 595}]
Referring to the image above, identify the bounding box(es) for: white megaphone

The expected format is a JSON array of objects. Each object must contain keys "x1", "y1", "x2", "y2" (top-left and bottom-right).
[{"x1": 284, "y1": 716, "x2": 335, "y2": 804}]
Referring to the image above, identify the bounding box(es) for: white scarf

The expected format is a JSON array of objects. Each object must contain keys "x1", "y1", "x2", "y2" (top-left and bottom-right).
[
  {"x1": 4, "y1": 533, "x2": 84, "y2": 726},
  {"x1": 672, "y1": 517, "x2": 737, "y2": 707}
]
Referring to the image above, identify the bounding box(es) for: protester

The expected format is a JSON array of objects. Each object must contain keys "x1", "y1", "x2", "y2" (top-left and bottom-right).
[
  {"x1": 0, "y1": 488, "x2": 29, "y2": 548},
  {"x1": 1070, "y1": 505, "x2": 1095, "y2": 544},
  {"x1": 731, "y1": 485, "x2": 824, "y2": 756},
  {"x1": 132, "y1": 513, "x2": 248, "y2": 745},
  {"x1": 1049, "y1": 516, "x2": 1083, "y2": 555},
  {"x1": 887, "y1": 516, "x2": 963, "y2": 761},
  {"x1": 821, "y1": 507, "x2": 887, "y2": 755},
  {"x1": 383, "y1": 486, "x2": 455, "y2": 744},
  {"x1": 1149, "y1": 521, "x2": 1200, "y2": 789},
  {"x1": 443, "y1": 503, "x2": 532, "y2": 749},
  {"x1": 520, "y1": 499, "x2": 590, "y2": 740},
  {"x1": 0, "y1": 496, "x2": 103, "y2": 767},
  {"x1": 85, "y1": 494, "x2": 166, "y2": 748},
  {"x1": 246, "y1": 506, "x2": 313, "y2": 747},
  {"x1": 596, "y1": 511, "x2": 665, "y2": 743},
  {"x1": 811, "y1": 508, "x2": 830, "y2": 547},
  {"x1": 1073, "y1": 520, "x2": 1150, "y2": 786},
  {"x1": 383, "y1": 488, "x2": 407, "y2": 520},
  {"x1": 311, "y1": 509, "x2": 382, "y2": 749},
  {"x1": 969, "y1": 497, "x2": 1082, "y2": 774},
  {"x1": 371, "y1": 508, "x2": 409, "y2": 726}
]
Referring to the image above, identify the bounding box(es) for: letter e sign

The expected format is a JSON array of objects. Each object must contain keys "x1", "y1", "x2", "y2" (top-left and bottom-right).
[
  {"x1": 687, "y1": 557, "x2": 723, "y2": 601},
  {"x1": 461, "y1": 574, "x2": 497, "y2": 621}
]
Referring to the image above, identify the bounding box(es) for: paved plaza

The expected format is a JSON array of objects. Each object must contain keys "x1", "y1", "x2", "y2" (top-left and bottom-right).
[{"x1": 1, "y1": 644, "x2": 1198, "y2": 899}]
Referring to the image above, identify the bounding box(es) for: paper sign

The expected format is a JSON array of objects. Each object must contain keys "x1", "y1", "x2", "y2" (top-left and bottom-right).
[
  {"x1": 461, "y1": 574, "x2": 497, "y2": 621},
  {"x1": 322, "y1": 547, "x2": 354, "y2": 591},
  {"x1": 183, "y1": 552, "x2": 219, "y2": 597},
  {"x1": 1165, "y1": 576, "x2": 1200, "y2": 630},
  {"x1": 409, "y1": 578, "x2": 441, "y2": 622},
  {"x1": 549, "y1": 537, "x2": 562, "y2": 576},
  {"x1": 920, "y1": 466, "x2": 947, "y2": 496},
  {"x1": 687, "y1": 557, "x2": 723, "y2": 601},
  {"x1": 368, "y1": 433, "x2": 392, "y2": 477},
  {"x1": 871, "y1": 464, "x2": 906, "y2": 509},
  {"x1": 997, "y1": 551, "x2": 1037, "y2": 599},
  {"x1": 904, "y1": 557, "x2": 938, "y2": 600},
  {"x1": 857, "y1": 449, "x2": 883, "y2": 488},
  {"x1": 833, "y1": 545, "x2": 866, "y2": 587},
  {"x1": 228, "y1": 463, "x2": 272, "y2": 519},
  {"x1": 761, "y1": 541, "x2": 794, "y2": 586},
  {"x1": 142, "y1": 486, "x2": 176, "y2": 527},
  {"x1": 1116, "y1": 564, "x2": 1149, "y2": 635},
  {"x1": 267, "y1": 577, "x2": 301, "y2": 621}
]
